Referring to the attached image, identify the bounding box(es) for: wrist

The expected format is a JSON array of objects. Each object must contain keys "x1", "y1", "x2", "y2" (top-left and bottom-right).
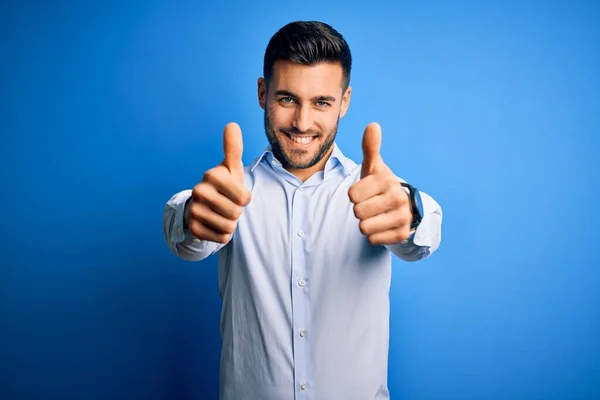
[{"x1": 400, "y1": 182, "x2": 423, "y2": 229}]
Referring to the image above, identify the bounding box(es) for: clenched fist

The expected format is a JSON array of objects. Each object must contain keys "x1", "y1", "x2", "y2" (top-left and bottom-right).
[{"x1": 185, "y1": 123, "x2": 252, "y2": 244}]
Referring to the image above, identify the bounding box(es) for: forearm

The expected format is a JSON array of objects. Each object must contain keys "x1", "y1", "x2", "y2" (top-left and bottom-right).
[{"x1": 163, "y1": 189, "x2": 225, "y2": 262}]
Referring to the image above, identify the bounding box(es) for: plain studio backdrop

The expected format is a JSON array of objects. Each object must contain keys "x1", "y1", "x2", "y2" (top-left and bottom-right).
[{"x1": 1, "y1": 1, "x2": 599, "y2": 399}]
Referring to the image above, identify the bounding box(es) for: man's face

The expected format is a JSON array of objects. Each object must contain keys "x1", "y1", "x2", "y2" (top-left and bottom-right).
[{"x1": 258, "y1": 60, "x2": 351, "y2": 171}]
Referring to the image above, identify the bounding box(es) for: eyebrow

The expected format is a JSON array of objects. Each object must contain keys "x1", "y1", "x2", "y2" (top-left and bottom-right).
[{"x1": 274, "y1": 90, "x2": 337, "y2": 102}]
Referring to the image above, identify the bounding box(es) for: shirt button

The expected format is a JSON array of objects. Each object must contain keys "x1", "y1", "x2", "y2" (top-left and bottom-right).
[
  {"x1": 298, "y1": 279, "x2": 306, "y2": 287},
  {"x1": 177, "y1": 228, "x2": 182, "y2": 236},
  {"x1": 272, "y1": 160, "x2": 277, "y2": 165},
  {"x1": 300, "y1": 330, "x2": 306, "y2": 337},
  {"x1": 297, "y1": 230, "x2": 305, "y2": 237},
  {"x1": 301, "y1": 382, "x2": 307, "y2": 390}
]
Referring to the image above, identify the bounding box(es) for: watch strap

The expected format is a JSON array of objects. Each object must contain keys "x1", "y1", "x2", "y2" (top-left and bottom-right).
[{"x1": 400, "y1": 182, "x2": 423, "y2": 229}]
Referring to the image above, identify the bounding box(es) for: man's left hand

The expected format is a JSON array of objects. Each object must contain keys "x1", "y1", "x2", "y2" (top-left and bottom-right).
[{"x1": 348, "y1": 123, "x2": 413, "y2": 245}]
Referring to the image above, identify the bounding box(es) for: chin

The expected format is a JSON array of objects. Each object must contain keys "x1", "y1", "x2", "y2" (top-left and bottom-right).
[
  {"x1": 266, "y1": 123, "x2": 336, "y2": 170},
  {"x1": 287, "y1": 154, "x2": 319, "y2": 169}
]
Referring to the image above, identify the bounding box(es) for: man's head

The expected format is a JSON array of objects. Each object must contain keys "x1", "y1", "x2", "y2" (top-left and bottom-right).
[{"x1": 258, "y1": 21, "x2": 353, "y2": 178}]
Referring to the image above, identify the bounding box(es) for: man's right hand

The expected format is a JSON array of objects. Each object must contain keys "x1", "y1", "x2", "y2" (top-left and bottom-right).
[{"x1": 185, "y1": 122, "x2": 252, "y2": 244}]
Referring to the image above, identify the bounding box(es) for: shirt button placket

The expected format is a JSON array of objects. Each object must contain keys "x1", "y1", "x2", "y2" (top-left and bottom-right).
[{"x1": 291, "y1": 186, "x2": 310, "y2": 398}]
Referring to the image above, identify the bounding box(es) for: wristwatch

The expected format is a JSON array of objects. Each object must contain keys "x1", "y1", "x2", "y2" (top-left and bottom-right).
[{"x1": 400, "y1": 182, "x2": 423, "y2": 229}]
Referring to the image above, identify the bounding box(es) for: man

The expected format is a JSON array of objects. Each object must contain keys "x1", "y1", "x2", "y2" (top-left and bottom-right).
[{"x1": 163, "y1": 20, "x2": 443, "y2": 400}]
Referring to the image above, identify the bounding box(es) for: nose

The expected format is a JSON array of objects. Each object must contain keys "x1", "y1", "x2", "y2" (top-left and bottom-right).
[{"x1": 292, "y1": 104, "x2": 313, "y2": 133}]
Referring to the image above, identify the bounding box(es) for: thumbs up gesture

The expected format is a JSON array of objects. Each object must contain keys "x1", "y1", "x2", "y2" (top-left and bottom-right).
[
  {"x1": 186, "y1": 123, "x2": 252, "y2": 244},
  {"x1": 348, "y1": 123, "x2": 413, "y2": 245}
]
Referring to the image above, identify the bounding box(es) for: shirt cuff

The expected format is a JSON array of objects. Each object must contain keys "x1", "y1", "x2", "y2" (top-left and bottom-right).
[
  {"x1": 385, "y1": 188, "x2": 442, "y2": 261},
  {"x1": 168, "y1": 189, "x2": 192, "y2": 244}
]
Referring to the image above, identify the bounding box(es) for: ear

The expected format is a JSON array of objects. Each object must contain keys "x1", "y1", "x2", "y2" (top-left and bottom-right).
[
  {"x1": 339, "y1": 86, "x2": 352, "y2": 118},
  {"x1": 258, "y1": 77, "x2": 266, "y2": 110}
]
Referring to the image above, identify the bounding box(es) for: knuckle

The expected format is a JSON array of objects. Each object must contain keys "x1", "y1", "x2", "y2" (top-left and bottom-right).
[
  {"x1": 238, "y1": 190, "x2": 252, "y2": 206},
  {"x1": 231, "y1": 205, "x2": 243, "y2": 220},
  {"x1": 217, "y1": 233, "x2": 231, "y2": 244},
  {"x1": 353, "y1": 204, "x2": 362, "y2": 220},
  {"x1": 223, "y1": 220, "x2": 238, "y2": 234},
  {"x1": 202, "y1": 169, "x2": 215, "y2": 182},
  {"x1": 359, "y1": 220, "x2": 370, "y2": 235},
  {"x1": 384, "y1": 180, "x2": 396, "y2": 191},
  {"x1": 189, "y1": 220, "x2": 203, "y2": 239},
  {"x1": 395, "y1": 228, "x2": 409, "y2": 242},
  {"x1": 189, "y1": 201, "x2": 202, "y2": 218},
  {"x1": 388, "y1": 191, "x2": 403, "y2": 209},
  {"x1": 192, "y1": 183, "x2": 210, "y2": 203},
  {"x1": 191, "y1": 184, "x2": 203, "y2": 199},
  {"x1": 191, "y1": 203, "x2": 212, "y2": 224},
  {"x1": 221, "y1": 204, "x2": 238, "y2": 220},
  {"x1": 202, "y1": 167, "x2": 222, "y2": 184},
  {"x1": 348, "y1": 187, "x2": 357, "y2": 203},
  {"x1": 244, "y1": 190, "x2": 253, "y2": 205}
]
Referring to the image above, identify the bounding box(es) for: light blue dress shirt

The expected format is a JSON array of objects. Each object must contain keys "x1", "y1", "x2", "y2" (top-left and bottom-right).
[{"x1": 163, "y1": 143, "x2": 442, "y2": 400}]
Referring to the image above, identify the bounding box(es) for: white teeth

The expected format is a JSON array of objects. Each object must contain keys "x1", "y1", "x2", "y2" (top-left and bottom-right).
[{"x1": 289, "y1": 135, "x2": 315, "y2": 144}]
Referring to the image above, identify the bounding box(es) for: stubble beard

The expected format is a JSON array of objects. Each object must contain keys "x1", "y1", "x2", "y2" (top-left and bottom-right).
[{"x1": 263, "y1": 108, "x2": 339, "y2": 170}]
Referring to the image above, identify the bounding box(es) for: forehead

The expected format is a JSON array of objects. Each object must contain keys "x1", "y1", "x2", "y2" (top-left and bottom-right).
[{"x1": 270, "y1": 60, "x2": 344, "y2": 97}]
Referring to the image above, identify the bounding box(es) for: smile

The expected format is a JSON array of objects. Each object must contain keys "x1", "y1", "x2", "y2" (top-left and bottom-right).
[{"x1": 286, "y1": 133, "x2": 317, "y2": 146}]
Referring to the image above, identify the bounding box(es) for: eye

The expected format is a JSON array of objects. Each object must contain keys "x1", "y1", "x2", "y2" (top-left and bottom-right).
[
  {"x1": 279, "y1": 97, "x2": 295, "y2": 104},
  {"x1": 316, "y1": 101, "x2": 330, "y2": 108}
]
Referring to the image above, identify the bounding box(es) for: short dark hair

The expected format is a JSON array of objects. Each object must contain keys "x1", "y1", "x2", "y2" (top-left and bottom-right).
[{"x1": 263, "y1": 21, "x2": 352, "y2": 90}]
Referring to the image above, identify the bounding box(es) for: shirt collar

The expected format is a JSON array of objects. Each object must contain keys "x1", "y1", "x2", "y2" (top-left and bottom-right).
[{"x1": 249, "y1": 142, "x2": 353, "y2": 177}]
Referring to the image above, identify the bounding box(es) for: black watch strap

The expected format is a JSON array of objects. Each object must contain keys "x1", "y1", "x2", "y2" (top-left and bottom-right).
[{"x1": 400, "y1": 182, "x2": 423, "y2": 229}]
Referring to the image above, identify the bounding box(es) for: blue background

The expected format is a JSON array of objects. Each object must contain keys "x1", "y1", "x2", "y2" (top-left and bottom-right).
[{"x1": 2, "y1": 1, "x2": 599, "y2": 399}]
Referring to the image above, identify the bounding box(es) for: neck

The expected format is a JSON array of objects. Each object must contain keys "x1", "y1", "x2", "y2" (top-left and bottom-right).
[{"x1": 285, "y1": 146, "x2": 335, "y2": 183}]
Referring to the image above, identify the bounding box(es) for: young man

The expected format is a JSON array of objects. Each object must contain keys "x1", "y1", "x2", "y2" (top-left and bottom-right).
[{"x1": 163, "y1": 20, "x2": 443, "y2": 400}]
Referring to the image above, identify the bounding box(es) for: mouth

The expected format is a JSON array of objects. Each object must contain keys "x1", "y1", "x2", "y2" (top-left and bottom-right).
[{"x1": 284, "y1": 132, "x2": 318, "y2": 147}]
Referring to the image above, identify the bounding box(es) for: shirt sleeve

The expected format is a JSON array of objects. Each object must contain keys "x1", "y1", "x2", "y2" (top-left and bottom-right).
[
  {"x1": 385, "y1": 187, "x2": 443, "y2": 262},
  {"x1": 163, "y1": 189, "x2": 226, "y2": 262}
]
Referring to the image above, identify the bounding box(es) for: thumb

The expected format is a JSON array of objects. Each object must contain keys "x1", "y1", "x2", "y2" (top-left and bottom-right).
[
  {"x1": 222, "y1": 122, "x2": 245, "y2": 181},
  {"x1": 361, "y1": 122, "x2": 383, "y2": 178}
]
